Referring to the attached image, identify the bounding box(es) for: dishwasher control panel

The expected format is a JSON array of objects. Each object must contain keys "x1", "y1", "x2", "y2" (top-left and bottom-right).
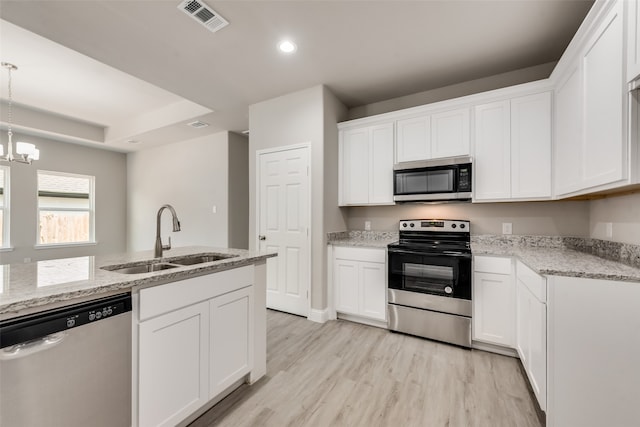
[{"x1": 0, "y1": 293, "x2": 132, "y2": 349}]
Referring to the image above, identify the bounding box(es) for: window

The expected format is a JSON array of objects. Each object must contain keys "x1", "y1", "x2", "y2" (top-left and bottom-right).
[
  {"x1": 37, "y1": 170, "x2": 95, "y2": 245},
  {"x1": 0, "y1": 166, "x2": 8, "y2": 248}
]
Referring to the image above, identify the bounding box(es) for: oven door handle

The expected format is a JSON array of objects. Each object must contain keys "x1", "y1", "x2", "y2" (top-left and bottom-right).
[{"x1": 387, "y1": 247, "x2": 472, "y2": 259}]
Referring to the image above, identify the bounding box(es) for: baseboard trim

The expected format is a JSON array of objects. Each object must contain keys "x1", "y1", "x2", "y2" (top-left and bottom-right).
[
  {"x1": 308, "y1": 308, "x2": 330, "y2": 323},
  {"x1": 337, "y1": 312, "x2": 388, "y2": 329},
  {"x1": 472, "y1": 340, "x2": 519, "y2": 358}
]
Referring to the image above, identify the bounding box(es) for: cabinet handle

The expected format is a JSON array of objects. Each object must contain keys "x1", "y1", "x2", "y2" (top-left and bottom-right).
[{"x1": 259, "y1": 235, "x2": 266, "y2": 241}]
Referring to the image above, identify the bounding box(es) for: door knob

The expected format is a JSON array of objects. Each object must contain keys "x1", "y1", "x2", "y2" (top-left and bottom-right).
[{"x1": 259, "y1": 235, "x2": 266, "y2": 241}]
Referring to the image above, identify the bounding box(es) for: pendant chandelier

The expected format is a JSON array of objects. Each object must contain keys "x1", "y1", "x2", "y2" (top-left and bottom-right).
[{"x1": 1, "y1": 62, "x2": 39, "y2": 164}]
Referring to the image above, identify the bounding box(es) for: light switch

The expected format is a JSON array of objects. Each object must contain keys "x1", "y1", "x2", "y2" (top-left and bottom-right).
[
  {"x1": 364, "y1": 221, "x2": 371, "y2": 231},
  {"x1": 605, "y1": 222, "x2": 613, "y2": 239},
  {"x1": 502, "y1": 223, "x2": 513, "y2": 235},
  {"x1": 212, "y1": 205, "x2": 217, "y2": 214}
]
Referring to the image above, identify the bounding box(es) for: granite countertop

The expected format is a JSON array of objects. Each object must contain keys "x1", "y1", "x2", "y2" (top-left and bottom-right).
[
  {"x1": 472, "y1": 236, "x2": 640, "y2": 283},
  {"x1": 326, "y1": 231, "x2": 640, "y2": 283},
  {"x1": 327, "y1": 230, "x2": 398, "y2": 248},
  {"x1": 0, "y1": 246, "x2": 276, "y2": 316}
]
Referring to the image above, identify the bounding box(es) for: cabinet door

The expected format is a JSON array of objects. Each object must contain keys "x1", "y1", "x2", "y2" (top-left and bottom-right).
[
  {"x1": 529, "y1": 295, "x2": 547, "y2": 411},
  {"x1": 547, "y1": 276, "x2": 640, "y2": 427},
  {"x1": 515, "y1": 278, "x2": 530, "y2": 366},
  {"x1": 554, "y1": 66, "x2": 583, "y2": 196},
  {"x1": 396, "y1": 116, "x2": 430, "y2": 162},
  {"x1": 582, "y1": 1, "x2": 625, "y2": 189},
  {"x1": 472, "y1": 272, "x2": 515, "y2": 347},
  {"x1": 341, "y1": 128, "x2": 370, "y2": 205},
  {"x1": 138, "y1": 301, "x2": 209, "y2": 427},
  {"x1": 627, "y1": 0, "x2": 640, "y2": 82},
  {"x1": 210, "y1": 286, "x2": 254, "y2": 398},
  {"x1": 510, "y1": 92, "x2": 551, "y2": 199},
  {"x1": 431, "y1": 107, "x2": 470, "y2": 159},
  {"x1": 369, "y1": 123, "x2": 394, "y2": 204},
  {"x1": 334, "y1": 259, "x2": 360, "y2": 315},
  {"x1": 359, "y1": 261, "x2": 386, "y2": 321},
  {"x1": 474, "y1": 100, "x2": 511, "y2": 200}
]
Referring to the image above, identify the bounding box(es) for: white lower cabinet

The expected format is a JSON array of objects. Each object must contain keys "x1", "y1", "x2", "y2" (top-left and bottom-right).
[
  {"x1": 472, "y1": 256, "x2": 515, "y2": 347},
  {"x1": 515, "y1": 261, "x2": 546, "y2": 412},
  {"x1": 136, "y1": 267, "x2": 255, "y2": 427},
  {"x1": 138, "y1": 301, "x2": 210, "y2": 427},
  {"x1": 209, "y1": 287, "x2": 254, "y2": 399},
  {"x1": 333, "y1": 246, "x2": 386, "y2": 323},
  {"x1": 547, "y1": 276, "x2": 640, "y2": 427}
]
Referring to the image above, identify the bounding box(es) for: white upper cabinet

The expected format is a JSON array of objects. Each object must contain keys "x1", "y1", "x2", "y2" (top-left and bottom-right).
[
  {"x1": 474, "y1": 100, "x2": 511, "y2": 200},
  {"x1": 341, "y1": 128, "x2": 370, "y2": 205},
  {"x1": 627, "y1": 0, "x2": 640, "y2": 83},
  {"x1": 396, "y1": 116, "x2": 430, "y2": 162},
  {"x1": 511, "y1": 92, "x2": 552, "y2": 199},
  {"x1": 582, "y1": 0, "x2": 624, "y2": 189},
  {"x1": 431, "y1": 108, "x2": 470, "y2": 159},
  {"x1": 369, "y1": 124, "x2": 395, "y2": 204},
  {"x1": 339, "y1": 122, "x2": 394, "y2": 206},
  {"x1": 474, "y1": 92, "x2": 552, "y2": 202},
  {"x1": 396, "y1": 107, "x2": 470, "y2": 163},
  {"x1": 554, "y1": 66, "x2": 583, "y2": 196},
  {"x1": 554, "y1": 0, "x2": 628, "y2": 197}
]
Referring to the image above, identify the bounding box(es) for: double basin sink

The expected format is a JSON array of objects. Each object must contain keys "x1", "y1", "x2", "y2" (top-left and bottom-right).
[{"x1": 101, "y1": 253, "x2": 237, "y2": 275}]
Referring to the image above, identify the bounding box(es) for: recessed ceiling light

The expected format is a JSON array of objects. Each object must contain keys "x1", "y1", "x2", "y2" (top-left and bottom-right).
[{"x1": 278, "y1": 40, "x2": 297, "y2": 54}]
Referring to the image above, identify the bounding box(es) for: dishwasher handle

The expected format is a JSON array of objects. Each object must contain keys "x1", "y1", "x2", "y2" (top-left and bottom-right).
[{"x1": 0, "y1": 332, "x2": 67, "y2": 360}]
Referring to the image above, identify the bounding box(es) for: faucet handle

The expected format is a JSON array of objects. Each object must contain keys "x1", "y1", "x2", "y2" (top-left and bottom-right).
[{"x1": 163, "y1": 236, "x2": 172, "y2": 251}]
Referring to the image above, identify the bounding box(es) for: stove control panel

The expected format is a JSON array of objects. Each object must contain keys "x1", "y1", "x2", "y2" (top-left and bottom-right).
[{"x1": 399, "y1": 219, "x2": 470, "y2": 232}]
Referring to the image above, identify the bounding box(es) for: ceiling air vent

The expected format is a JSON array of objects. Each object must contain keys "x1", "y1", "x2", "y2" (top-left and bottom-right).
[
  {"x1": 187, "y1": 120, "x2": 209, "y2": 129},
  {"x1": 178, "y1": 0, "x2": 229, "y2": 33}
]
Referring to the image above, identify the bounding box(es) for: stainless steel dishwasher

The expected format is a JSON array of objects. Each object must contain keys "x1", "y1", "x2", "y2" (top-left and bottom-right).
[{"x1": 0, "y1": 293, "x2": 132, "y2": 427}]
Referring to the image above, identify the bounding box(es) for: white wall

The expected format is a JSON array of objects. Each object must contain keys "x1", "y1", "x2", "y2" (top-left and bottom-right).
[
  {"x1": 589, "y1": 192, "x2": 640, "y2": 244},
  {"x1": 249, "y1": 84, "x2": 347, "y2": 310},
  {"x1": 0, "y1": 133, "x2": 127, "y2": 264},
  {"x1": 228, "y1": 132, "x2": 249, "y2": 249},
  {"x1": 346, "y1": 200, "x2": 590, "y2": 236},
  {"x1": 347, "y1": 62, "x2": 556, "y2": 120},
  {"x1": 127, "y1": 131, "x2": 241, "y2": 252}
]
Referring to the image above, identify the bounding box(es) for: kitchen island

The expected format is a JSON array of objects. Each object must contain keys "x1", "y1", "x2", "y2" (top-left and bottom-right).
[{"x1": 0, "y1": 246, "x2": 276, "y2": 427}]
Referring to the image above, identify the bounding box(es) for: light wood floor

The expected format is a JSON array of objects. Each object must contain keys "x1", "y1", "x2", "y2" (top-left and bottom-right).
[{"x1": 190, "y1": 310, "x2": 543, "y2": 427}]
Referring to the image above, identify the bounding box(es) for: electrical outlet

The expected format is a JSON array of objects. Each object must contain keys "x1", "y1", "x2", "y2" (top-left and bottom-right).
[
  {"x1": 502, "y1": 222, "x2": 513, "y2": 235},
  {"x1": 605, "y1": 222, "x2": 613, "y2": 239},
  {"x1": 364, "y1": 221, "x2": 371, "y2": 231},
  {"x1": 212, "y1": 205, "x2": 217, "y2": 214},
  {"x1": 24, "y1": 257, "x2": 31, "y2": 263}
]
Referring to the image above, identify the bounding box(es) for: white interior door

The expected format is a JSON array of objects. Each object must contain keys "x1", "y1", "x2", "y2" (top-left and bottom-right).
[{"x1": 258, "y1": 145, "x2": 310, "y2": 317}]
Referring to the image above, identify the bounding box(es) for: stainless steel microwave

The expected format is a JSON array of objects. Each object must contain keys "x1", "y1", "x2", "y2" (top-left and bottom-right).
[{"x1": 393, "y1": 156, "x2": 472, "y2": 202}]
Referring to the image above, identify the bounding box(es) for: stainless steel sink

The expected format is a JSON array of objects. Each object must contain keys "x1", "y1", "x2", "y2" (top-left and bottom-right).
[
  {"x1": 167, "y1": 253, "x2": 237, "y2": 266},
  {"x1": 103, "y1": 262, "x2": 179, "y2": 274},
  {"x1": 101, "y1": 253, "x2": 237, "y2": 274}
]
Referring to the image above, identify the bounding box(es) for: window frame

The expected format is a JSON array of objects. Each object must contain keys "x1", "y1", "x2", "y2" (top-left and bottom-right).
[
  {"x1": 36, "y1": 169, "x2": 96, "y2": 248},
  {"x1": 0, "y1": 165, "x2": 9, "y2": 250}
]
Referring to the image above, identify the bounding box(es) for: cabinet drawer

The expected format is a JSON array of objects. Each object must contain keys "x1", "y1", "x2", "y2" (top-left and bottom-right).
[
  {"x1": 474, "y1": 255, "x2": 512, "y2": 275},
  {"x1": 516, "y1": 260, "x2": 546, "y2": 302},
  {"x1": 333, "y1": 246, "x2": 386, "y2": 263},
  {"x1": 139, "y1": 266, "x2": 254, "y2": 321}
]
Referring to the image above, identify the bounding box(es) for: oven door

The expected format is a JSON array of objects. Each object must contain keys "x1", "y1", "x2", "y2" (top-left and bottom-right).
[{"x1": 387, "y1": 247, "x2": 471, "y2": 300}]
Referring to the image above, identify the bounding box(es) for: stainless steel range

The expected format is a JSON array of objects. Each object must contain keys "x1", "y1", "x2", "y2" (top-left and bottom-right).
[{"x1": 387, "y1": 219, "x2": 472, "y2": 348}]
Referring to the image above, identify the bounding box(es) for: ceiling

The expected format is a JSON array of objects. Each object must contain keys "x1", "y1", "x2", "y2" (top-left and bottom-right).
[{"x1": 0, "y1": 0, "x2": 593, "y2": 152}]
